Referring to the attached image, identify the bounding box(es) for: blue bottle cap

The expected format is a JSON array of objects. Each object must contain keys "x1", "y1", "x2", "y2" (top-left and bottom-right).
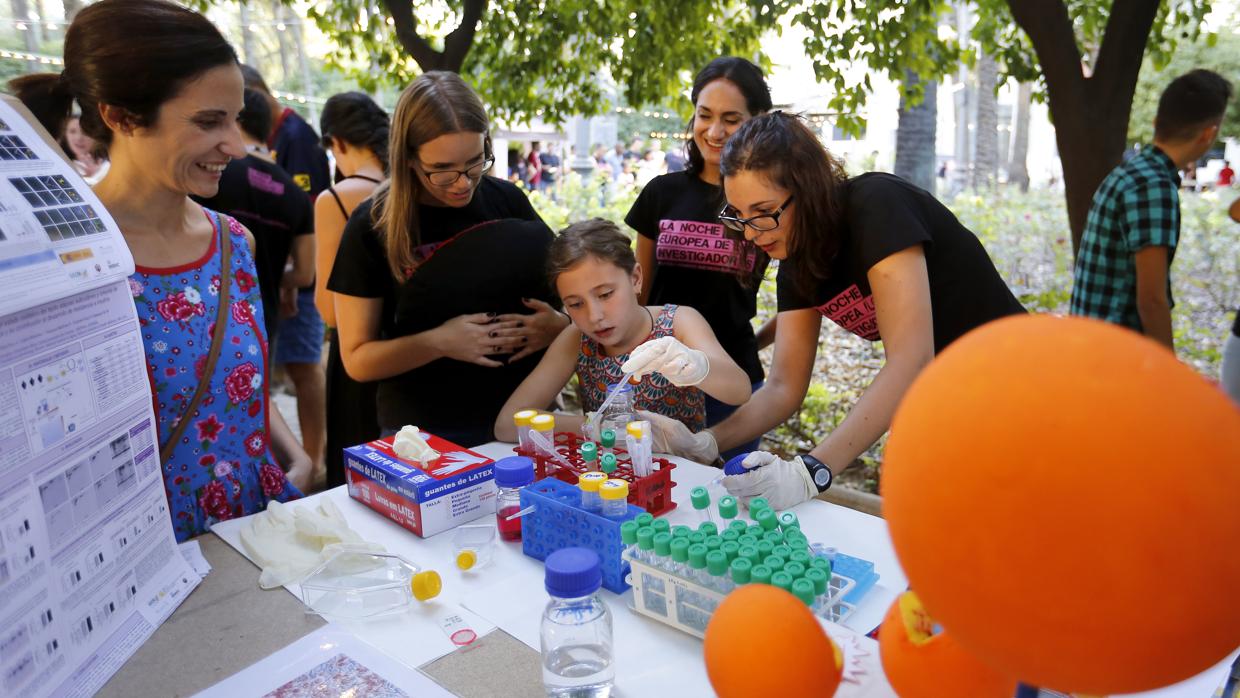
[
  {"x1": 723, "y1": 452, "x2": 754, "y2": 475},
  {"x1": 492, "y1": 456, "x2": 534, "y2": 488},
  {"x1": 544, "y1": 547, "x2": 602, "y2": 598}
]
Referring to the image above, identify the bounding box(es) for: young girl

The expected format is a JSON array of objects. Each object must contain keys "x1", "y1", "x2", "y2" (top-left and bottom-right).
[
  {"x1": 328, "y1": 72, "x2": 567, "y2": 447},
  {"x1": 494, "y1": 219, "x2": 751, "y2": 442}
]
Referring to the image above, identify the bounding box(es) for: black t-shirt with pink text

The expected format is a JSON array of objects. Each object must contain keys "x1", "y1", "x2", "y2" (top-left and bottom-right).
[
  {"x1": 626, "y1": 171, "x2": 767, "y2": 383},
  {"x1": 776, "y1": 173, "x2": 1023, "y2": 352}
]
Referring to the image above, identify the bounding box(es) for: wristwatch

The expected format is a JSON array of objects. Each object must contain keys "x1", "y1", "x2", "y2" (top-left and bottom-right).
[{"x1": 800, "y1": 454, "x2": 833, "y2": 493}]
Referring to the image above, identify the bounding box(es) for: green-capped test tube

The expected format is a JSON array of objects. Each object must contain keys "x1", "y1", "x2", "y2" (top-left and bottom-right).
[
  {"x1": 720, "y1": 540, "x2": 740, "y2": 563},
  {"x1": 764, "y1": 555, "x2": 786, "y2": 571},
  {"x1": 720, "y1": 529, "x2": 740, "y2": 543},
  {"x1": 737, "y1": 534, "x2": 758, "y2": 548},
  {"x1": 653, "y1": 532, "x2": 672, "y2": 571},
  {"x1": 698, "y1": 521, "x2": 718, "y2": 537},
  {"x1": 691, "y1": 486, "x2": 713, "y2": 526},
  {"x1": 600, "y1": 428, "x2": 616, "y2": 456},
  {"x1": 792, "y1": 578, "x2": 815, "y2": 606},
  {"x1": 688, "y1": 531, "x2": 706, "y2": 545},
  {"x1": 636, "y1": 526, "x2": 655, "y2": 563},
  {"x1": 727, "y1": 520, "x2": 748, "y2": 534},
  {"x1": 670, "y1": 537, "x2": 691, "y2": 575},
  {"x1": 811, "y1": 556, "x2": 833, "y2": 578},
  {"x1": 746, "y1": 524, "x2": 763, "y2": 538},
  {"x1": 789, "y1": 550, "x2": 812, "y2": 567},
  {"x1": 600, "y1": 452, "x2": 617, "y2": 474},
  {"x1": 620, "y1": 520, "x2": 639, "y2": 559},
  {"x1": 718, "y1": 495, "x2": 739, "y2": 524},
  {"x1": 739, "y1": 544, "x2": 761, "y2": 566},
  {"x1": 671, "y1": 525, "x2": 692, "y2": 539},
  {"x1": 730, "y1": 557, "x2": 752, "y2": 585},
  {"x1": 706, "y1": 550, "x2": 730, "y2": 592},
  {"x1": 783, "y1": 561, "x2": 806, "y2": 578},
  {"x1": 635, "y1": 512, "x2": 654, "y2": 527},
  {"x1": 750, "y1": 564, "x2": 773, "y2": 585},
  {"x1": 785, "y1": 531, "x2": 809, "y2": 550},
  {"x1": 580, "y1": 441, "x2": 598, "y2": 470},
  {"x1": 777, "y1": 511, "x2": 799, "y2": 531},
  {"x1": 651, "y1": 518, "x2": 670, "y2": 534},
  {"x1": 749, "y1": 497, "x2": 771, "y2": 515},
  {"x1": 703, "y1": 536, "x2": 723, "y2": 555},
  {"x1": 773, "y1": 544, "x2": 793, "y2": 559},
  {"x1": 762, "y1": 530, "x2": 784, "y2": 546},
  {"x1": 755, "y1": 508, "x2": 778, "y2": 532},
  {"x1": 756, "y1": 540, "x2": 775, "y2": 557},
  {"x1": 688, "y1": 543, "x2": 709, "y2": 584},
  {"x1": 771, "y1": 570, "x2": 793, "y2": 593},
  {"x1": 804, "y1": 566, "x2": 828, "y2": 596}
]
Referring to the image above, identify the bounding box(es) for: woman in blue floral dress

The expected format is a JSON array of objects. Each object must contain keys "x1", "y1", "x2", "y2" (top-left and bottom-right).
[{"x1": 18, "y1": 0, "x2": 310, "y2": 541}]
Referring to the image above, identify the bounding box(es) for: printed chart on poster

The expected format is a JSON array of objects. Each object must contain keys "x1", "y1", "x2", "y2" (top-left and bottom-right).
[
  {"x1": 0, "y1": 99, "x2": 133, "y2": 317},
  {"x1": 194, "y1": 625, "x2": 454, "y2": 698},
  {"x1": 0, "y1": 97, "x2": 198, "y2": 698}
]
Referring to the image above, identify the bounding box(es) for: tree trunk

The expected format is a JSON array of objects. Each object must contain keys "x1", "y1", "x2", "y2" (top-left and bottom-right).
[
  {"x1": 1008, "y1": 0, "x2": 1160, "y2": 252},
  {"x1": 61, "y1": 0, "x2": 80, "y2": 21},
  {"x1": 893, "y1": 70, "x2": 938, "y2": 193},
  {"x1": 293, "y1": 16, "x2": 316, "y2": 125},
  {"x1": 972, "y1": 52, "x2": 998, "y2": 190},
  {"x1": 949, "y1": 2, "x2": 972, "y2": 197},
  {"x1": 238, "y1": 2, "x2": 258, "y2": 66},
  {"x1": 272, "y1": 0, "x2": 291, "y2": 83},
  {"x1": 11, "y1": 0, "x2": 39, "y2": 72},
  {"x1": 384, "y1": 0, "x2": 485, "y2": 73},
  {"x1": 1008, "y1": 82, "x2": 1032, "y2": 192},
  {"x1": 32, "y1": 0, "x2": 45, "y2": 43}
]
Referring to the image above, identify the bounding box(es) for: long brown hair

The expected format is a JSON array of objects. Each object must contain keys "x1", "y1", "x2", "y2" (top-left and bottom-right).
[
  {"x1": 371, "y1": 72, "x2": 492, "y2": 280},
  {"x1": 546, "y1": 219, "x2": 637, "y2": 295},
  {"x1": 719, "y1": 112, "x2": 848, "y2": 297}
]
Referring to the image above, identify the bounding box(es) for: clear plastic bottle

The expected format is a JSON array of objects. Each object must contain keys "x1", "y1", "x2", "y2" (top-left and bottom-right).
[
  {"x1": 669, "y1": 537, "x2": 691, "y2": 576},
  {"x1": 598, "y1": 383, "x2": 637, "y2": 438},
  {"x1": 652, "y1": 532, "x2": 673, "y2": 572},
  {"x1": 635, "y1": 526, "x2": 655, "y2": 564},
  {"x1": 493, "y1": 456, "x2": 535, "y2": 542},
  {"x1": 540, "y1": 548, "x2": 614, "y2": 697}
]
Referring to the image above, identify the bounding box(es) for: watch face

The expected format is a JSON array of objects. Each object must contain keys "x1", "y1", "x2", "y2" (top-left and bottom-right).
[{"x1": 814, "y1": 468, "x2": 831, "y2": 487}]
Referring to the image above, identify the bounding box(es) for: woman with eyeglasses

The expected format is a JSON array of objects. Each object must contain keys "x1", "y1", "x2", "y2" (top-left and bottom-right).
[
  {"x1": 327, "y1": 72, "x2": 566, "y2": 446},
  {"x1": 625, "y1": 57, "x2": 772, "y2": 459},
  {"x1": 651, "y1": 112, "x2": 1024, "y2": 509}
]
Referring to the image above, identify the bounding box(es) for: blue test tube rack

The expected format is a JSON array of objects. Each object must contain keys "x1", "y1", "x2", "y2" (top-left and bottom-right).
[{"x1": 519, "y1": 477, "x2": 645, "y2": 593}]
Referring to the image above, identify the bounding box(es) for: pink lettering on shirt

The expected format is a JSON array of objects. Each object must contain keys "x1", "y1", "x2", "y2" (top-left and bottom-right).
[
  {"x1": 816, "y1": 284, "x2": 880, "y2": 341},
  {"x1": 656, "y1": 219, "x2": 756, "y2": 273},
  {"x1": 247, "y1": 168, "x2": 286, "y2": 196}
]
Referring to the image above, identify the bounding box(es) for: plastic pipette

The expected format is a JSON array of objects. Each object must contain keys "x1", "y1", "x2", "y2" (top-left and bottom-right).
[
  {"x1": 527, "y1": 426, "x2": 575, "y2": 472},
  {"x1": 586, "y1": 372, "x2": 635, "y2": 438}
]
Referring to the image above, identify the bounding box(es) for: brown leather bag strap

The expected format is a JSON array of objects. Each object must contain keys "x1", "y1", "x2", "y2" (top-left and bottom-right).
[{"x1": 159, "y1": 212, "x2": 233, "y2": 464}]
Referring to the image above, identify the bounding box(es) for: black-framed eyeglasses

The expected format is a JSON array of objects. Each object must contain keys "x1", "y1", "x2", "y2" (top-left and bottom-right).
[
  {"x1": 718, "y1": 195, "x2": 795, "y2": 232},
  {"x1": 416, "y1": 154, "x2": 495, "y2": 187}
]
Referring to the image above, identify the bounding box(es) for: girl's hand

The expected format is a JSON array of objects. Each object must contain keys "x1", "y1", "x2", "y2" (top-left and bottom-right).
[
  {"x1": 622, "y1": 336, "x2": 710, "y2": 386},
  {"x1": 436, "y1": 313, "x2": 525, "y2": 367},
  {"x1": 497, "y1": 298, "x2": 570, "y2": 363}
]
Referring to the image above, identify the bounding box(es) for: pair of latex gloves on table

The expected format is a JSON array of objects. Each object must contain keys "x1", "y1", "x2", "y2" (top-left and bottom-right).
[{"x1": 622, "y1": 336, "x2": 816, "y2": 511}]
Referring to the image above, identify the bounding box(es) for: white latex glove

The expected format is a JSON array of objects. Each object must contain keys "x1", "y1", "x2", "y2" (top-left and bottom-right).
[
  {"x1": 393, "y1": 425, "x2": 439, "y2": 463},
  {"x1": 638, "y1": 410, "x2": 720, "y2": 464},
  {"x1": 621, "y1": 336, "x2": 710, "y2": 387},
  {"x1": 722, "y1": 451, "x2": 817, "y2": 511},
  {"x1": 239, "y1": 498, "x2": 383, "y2": 589}
]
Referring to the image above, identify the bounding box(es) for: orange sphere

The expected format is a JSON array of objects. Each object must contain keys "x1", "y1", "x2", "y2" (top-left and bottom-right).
[
  {"x1": 704, "y1": 585, "x2": 842, "y2": 698},
  {"x1": 879, "y1": 592, "x2": 1017, "y2": 697},
  {"x1": 882, "y1": 314, "x2": 1240, "y2": 695}
]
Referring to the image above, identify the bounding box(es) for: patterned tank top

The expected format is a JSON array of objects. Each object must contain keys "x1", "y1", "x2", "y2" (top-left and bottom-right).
[
  {"x1": 577, "y1": 304, "x2": 706, "y2": 431},
  {"x1": 129, "y1": 209, "x2": 300, "y2": 542}
]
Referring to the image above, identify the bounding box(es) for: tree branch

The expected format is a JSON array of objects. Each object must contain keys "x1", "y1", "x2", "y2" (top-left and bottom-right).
[
  {"x1": 443, "y1": 0, "x2": 486, "y2": 71},
  {"x1": 1006, "y1": 0, "x2": 1084, "y2": 99},
  {"x1": 382, "y1": 0, "x2": 443, "y2": 71},
  {"x1": 1091, "y1": 0, "x2": 1160, "y2": 105}
]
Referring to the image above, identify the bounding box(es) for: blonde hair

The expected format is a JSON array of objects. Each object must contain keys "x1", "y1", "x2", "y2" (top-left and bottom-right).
[{"x1": 371, "y1": 72, "x2": 492, "y2": 280}]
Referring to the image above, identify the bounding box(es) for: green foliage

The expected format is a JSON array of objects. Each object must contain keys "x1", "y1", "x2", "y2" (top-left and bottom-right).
[
  {"x1": 295, "y1": 0, "x2": 788, "y2": 126},
  {"x1": 1127, "y1": 22, "x2": 1240, "y2": 146},
  {"x1": 525, "y1": 171, "x2": 639, "y2": 233}
]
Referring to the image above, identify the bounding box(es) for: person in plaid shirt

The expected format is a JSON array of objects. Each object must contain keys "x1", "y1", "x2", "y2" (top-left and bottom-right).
[{"x1": 1071, "y1": 70, "x2": 1231, "y2": 352}]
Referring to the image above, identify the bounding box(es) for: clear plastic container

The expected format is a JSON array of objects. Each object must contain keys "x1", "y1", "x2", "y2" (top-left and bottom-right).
[
  {"x1": 541, "y1": 548, "x2": 614, "y2": 697},
  {"x1": 578, "y1": 471, "x2": 608, "y2": 513},
  {"x1": 453, "y1": 524, "x2": 497, "y2": 571},
  {"x1": 494, "y1": 456, "x2": 535, "y2": 542},
  {"x1": 513, "y1": 409, "x2": 539, "y2": 450},
  {"x1": 598, "y1": 383, "x2": 637, "y2": 440},
  {"x1": 299, "y1": 549, "x2": 441, "y2": 621},
  {"x1": 598, "y1": 478, "x2": 630, "y2": 519}
]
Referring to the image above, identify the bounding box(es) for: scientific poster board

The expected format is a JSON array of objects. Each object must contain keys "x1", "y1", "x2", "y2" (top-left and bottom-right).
[{"x1": 0, "y1": 96, "x2": 199, "y2": 698}]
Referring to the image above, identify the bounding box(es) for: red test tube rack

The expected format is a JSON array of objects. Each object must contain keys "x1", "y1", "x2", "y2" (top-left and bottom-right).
[{"x1": 515, "y1": 431, "x2": 678, "y2": 516}]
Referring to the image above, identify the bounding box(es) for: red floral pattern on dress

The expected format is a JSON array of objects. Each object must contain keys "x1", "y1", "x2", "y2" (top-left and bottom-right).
[
  {"x1": 259, "y1": 463, "x2": 286, "y2": 497},
  {"x1": 132, "y1": 210, "x2": 299, "y2": 543},
  {"x1": 156, "y1": 291, "x2": 205, "y2": 322},
  {"x1": 224, "y1": 362, "x2": 259, "y2": 403}
]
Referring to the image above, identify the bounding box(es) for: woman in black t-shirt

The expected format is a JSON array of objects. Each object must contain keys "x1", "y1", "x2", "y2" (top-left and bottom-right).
[
  {"x1": 327, "y1": 72, "x2": 567, "y2": 447},
  {"x1": 626, "y1": 57, "x2": 771, "y2": 456},
  {"x1": 652, "y1": 112, "x2": 1024, "y2": 509}
]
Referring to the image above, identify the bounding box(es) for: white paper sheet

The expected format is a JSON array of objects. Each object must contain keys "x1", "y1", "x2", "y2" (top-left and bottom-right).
[
  {"x1": 0, "y1": 99, "x2": 198, "y2": 698},
  {"x1": 178, "y1": 540, "x2": 212, "y2": 580},
  {"x1": 193, "y1": 624, "x2": 454, "y2": 698},
  {"x1": 0, "y1": 99, "x2": 134, "y2": 317}
]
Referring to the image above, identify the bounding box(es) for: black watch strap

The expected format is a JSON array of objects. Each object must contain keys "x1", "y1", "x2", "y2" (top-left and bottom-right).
[{"x1": 800, "y1": 454, "x2": 833, "y2": 493}]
